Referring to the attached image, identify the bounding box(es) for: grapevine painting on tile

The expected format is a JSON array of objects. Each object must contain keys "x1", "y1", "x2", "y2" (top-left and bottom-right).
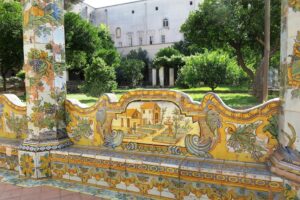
[{"x1": 22, "y1": 0, "x2": 67, "y2": 142}]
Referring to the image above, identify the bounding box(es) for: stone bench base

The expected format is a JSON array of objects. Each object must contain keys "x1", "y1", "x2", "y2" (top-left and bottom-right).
[
  {"x1": 50, "y1": 146, "x2": 284, "y2": 199},
  {"x1": 0, "y1": 138, "x2": 286, "y2": 199}
]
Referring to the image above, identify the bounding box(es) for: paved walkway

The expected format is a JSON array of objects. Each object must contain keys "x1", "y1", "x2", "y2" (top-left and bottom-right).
[{"x1": 0, "y1": 182, "x2": 104, "y2": 200}]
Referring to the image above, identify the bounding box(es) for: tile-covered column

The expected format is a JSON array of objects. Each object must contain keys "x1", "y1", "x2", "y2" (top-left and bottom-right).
[
  {"x1": 279, "y1": 0, "x2": 300, "y2": 151},
  {"x1": 19, "y1": 0, "x2": 71, "y2": 178},
  {"x1": 270, "y1": 0, "x2": 300, "y2": 194}
]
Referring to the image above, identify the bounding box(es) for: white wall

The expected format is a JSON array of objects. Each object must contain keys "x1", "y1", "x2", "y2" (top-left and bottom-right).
[
  {"x1": 74, "y1": 0, "x2": 202, "y2": 58},
  {"x1": 117, "y1": 43, "x2": 173, "y2": 59},
  {"x1": 72, "y1": 3, "x2": 96, "y2": 24}
]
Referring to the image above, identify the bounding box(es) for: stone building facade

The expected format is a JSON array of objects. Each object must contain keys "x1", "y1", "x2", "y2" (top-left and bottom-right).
[{"x1": 72, "y1": 0, "x2": 202, "y2": 86}]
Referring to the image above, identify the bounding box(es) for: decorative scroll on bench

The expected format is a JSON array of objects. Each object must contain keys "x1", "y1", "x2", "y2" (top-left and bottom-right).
[
  {"x1": 65, "y1": 90, "x2": 280, "y2": 163},
  {"x1": 0, "y1": 95, "x2": 27, "y2": 139}
]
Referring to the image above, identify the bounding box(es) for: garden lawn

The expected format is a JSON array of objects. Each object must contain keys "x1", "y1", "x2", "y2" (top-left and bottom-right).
[{"x1": 67, "y1": 86, "x2": 279, "y2": 109}]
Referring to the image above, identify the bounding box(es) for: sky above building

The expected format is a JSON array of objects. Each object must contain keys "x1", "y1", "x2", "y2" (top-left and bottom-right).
[{"x1": 84, "y1": 0, "x2": 140, "y2": 8}]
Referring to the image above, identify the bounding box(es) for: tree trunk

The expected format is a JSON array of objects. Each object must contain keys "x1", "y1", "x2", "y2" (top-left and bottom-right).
[
  {"x1": 253, "y1": 61, "x2": 264, "y2": 98},
  {"x1": 260, "y1": 0, "x2": 271, "y2": 103},
  {"x1": 235, "y1": 47, "x2": 255, "y2": 81}
]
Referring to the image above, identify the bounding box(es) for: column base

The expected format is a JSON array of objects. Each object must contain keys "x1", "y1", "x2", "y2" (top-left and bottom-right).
[
  {"x1": 18, "y1": 138, "x2": 72, "y2": 179},
  {"x1": 19, "y1": 138, "x2": 72, "y2": 152}
]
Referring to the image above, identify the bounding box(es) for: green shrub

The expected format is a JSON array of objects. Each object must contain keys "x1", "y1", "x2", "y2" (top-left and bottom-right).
[
  {"x1": 153, "y1": 47, "x2": 185, "y2": 70},
  {"x1": 178, "y1": 50, "x2": 229, "y2": 91},
  {"x1": 155, "y1": 47, "x2": 181, "y2": 58},
  {"x1": 225, "y1": 60, "x2": 249, "y2": 85},
  {"x1": 81, "y1": 58, "x2": 117, "y2": 97},
  {"x1": 116, "y1": 59, "x2": 145, "y2": 87}
]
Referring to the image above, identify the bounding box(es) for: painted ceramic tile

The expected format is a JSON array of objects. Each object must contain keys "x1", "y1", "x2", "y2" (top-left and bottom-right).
[
  {"x1": 66, "y1": 90, "x2": 280, "y2": 163},
  {"x1": 18, "y1": 151, "x2": 36, "y2": 178},
  {"x1": 21, "y1": 0, "x2": 69, "y2": 150},
  {"x1": 288, "y1": 31, "x2": 300, "y2": 87},
  {"x1": 112, "y1": 101, "x2": 199, "y2": 146},
  {"x1": 0, "y1": 169, "x2": 155, "y2": 200}
]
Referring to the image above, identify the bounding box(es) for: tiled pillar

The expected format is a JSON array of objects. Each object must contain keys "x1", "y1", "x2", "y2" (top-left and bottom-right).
[
  {"x1": 279, "y1": 0, "x2": 300, "y2": 151},
  {"x1": 271, "y1": 0, "x2": 300, "y2": 194},
  {"x1": 19, "y1": 0, "x2": 71, "y2": 178}
]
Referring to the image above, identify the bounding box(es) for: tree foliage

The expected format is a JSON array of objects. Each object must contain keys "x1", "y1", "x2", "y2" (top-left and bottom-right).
[
  {"x1": 125, "y1": 48, "x2": 150, "y2": 84},
  {"x1": 65, "y1": 12, "x2": 100, "y2": 69},
  {"x1": 178, "y1": 50, "x2": 231, "y2": 91},
  {"x1": 173, "y1": 40, "x2": 202, "y2": 56},
  {"x1": 181, "y1": 0, "x2": 281, "y2": 82},
  {"x1": 155, "y1": 47, "x2": 181, "y2": 58},
  {"x1": 0, "y1": 0, "x2": 23, "y2": 91},
  {"x1": 126, "y1": 48, "x2": 149, "y2": 65},
  {"x1": 153, "y1": 47, "x2": 185, "y2": 70},
  {"x1": 65, "y1": 13, "x2": 120, "y2": 71},
  {"x1": 116, "y1": 59, "x2": 145, "y2": 87},
  {"x1": 81, "y1": 58, "x2": 117, "y2": 97},
  {"x1": 64, "y1": 0, "x2": 81, "y2": 10}
]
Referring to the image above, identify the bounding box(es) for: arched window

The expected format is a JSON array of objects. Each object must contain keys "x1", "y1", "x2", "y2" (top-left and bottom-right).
[
  {"x1": 116, "y1": 27, "x2": 121, "y2": 38},
  {"x1": 163, "y1": 18, "x2": 169, "y2": 28}
]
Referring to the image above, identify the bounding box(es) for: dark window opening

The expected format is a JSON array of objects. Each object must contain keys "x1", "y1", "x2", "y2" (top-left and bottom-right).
[
  {"x1": 155, "y1": 7, "x2": 159, "y2": 11},
  {"x1": 132, "y1": 10, "x2": 135, "y2": 14},
  {"x1": 150, "y1": 36, "x2": 153, "y2": 45},
  {"x1": 163, "y1": 18, "x2": 169, "y2": 28},
  {"x1": 190, "y1": 1, "x2": 193, "y2": 5}
]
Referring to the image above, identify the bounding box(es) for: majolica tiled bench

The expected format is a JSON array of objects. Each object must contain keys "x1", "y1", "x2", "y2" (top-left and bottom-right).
[{"x1": 0, "y1": 91, "x2": 299, "y2": 199}]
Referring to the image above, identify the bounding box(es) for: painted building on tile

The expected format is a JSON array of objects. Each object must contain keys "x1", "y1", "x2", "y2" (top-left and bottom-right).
[
  {"x1": 72, "y1": 0, "x2": 202, "y2": 86},
  {"x1": 141, "y1": 102, "x2": 161, "y2": 125}
]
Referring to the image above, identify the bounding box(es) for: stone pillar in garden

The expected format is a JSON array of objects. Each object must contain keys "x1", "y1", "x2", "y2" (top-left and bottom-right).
[
  {"x1": 152, "y1": 68, "x2": 157, "y2": 86},
  {"x1": 159, "y1": 67, "x2": 164, "y2": 87},
  {"x1": 270, "y1": 0, "x2": 300, "y2": 196},
  {"x1": 169, "y1": 68, "x2": 174, "y2": 87},
  {"x1": 19, "y1": 0, "x2": 71, "y2": 178}
]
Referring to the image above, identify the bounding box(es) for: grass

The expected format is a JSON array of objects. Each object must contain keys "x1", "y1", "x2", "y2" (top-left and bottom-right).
[
  {"x1": 113, "y1": 85, "x2": 249, "y2": 94},
  {"x1": 173, "y1": 85, "x2": 249, "y2": 93},
  {"x1": 66, "y1": 86, "x2": 279, "y2": 109},
  {"x1": 66, "y1": 94, "x2": 99, "y2": 105}
]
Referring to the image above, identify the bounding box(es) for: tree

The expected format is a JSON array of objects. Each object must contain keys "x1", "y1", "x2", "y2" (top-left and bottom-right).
[
  {"x1": 155, "y1": 47, "x2": 181, "y2": 58},
  {"x1": 178, "y1": 50, "x2": 229, "y2": 91},
  {"x1": 181, "y1": 0, "x2": 280, "y2": 97},
  {"x1": 126, "y1": 48, "x2": 149, "y2": 63},
  {"x1": 153, "y1": 47, "x2": 185, "y2": 70},
  {"x1": 81, "y1": 57, "x2": 117, "y2": 97},
  {"x1": 116, "y1": 59, "x2": 145, "y2": 87},
  {"x1": 173, "y1": 40, "x2": 202, "y2": 56},
  {"x1": 65, "y1": 12, "x2": 100, "y2": 70},
  {"x1": 261, "y1": 0, "x2": 271, "y2": 102},
  {"x1": 93, "y1": 48, "x2": 120, "y2": 69},
  {"x1": 65, "y1": 13, "x2": 120, "y2": 74},
  {"x1": 0, "y1": 0, "x2": 23, "y2": 91},
  {"x1": 126, "y1": 48, "x2": 150, "y2": 83}
]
